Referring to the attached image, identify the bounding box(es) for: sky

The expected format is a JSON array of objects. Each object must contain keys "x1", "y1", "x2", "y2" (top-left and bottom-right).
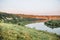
[{"x1": 0, "y1": 0, "x2": 60, "y2": 15}]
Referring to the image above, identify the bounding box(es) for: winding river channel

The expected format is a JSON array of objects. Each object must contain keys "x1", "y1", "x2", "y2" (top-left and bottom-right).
[{"x1": 25, "y1": 22, "x2": 60, "y2": 35}]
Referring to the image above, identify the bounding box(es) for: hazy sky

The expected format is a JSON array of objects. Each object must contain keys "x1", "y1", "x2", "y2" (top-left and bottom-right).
[{"x1": 0, "y1": 0, "x2": 60, "y2": 15}]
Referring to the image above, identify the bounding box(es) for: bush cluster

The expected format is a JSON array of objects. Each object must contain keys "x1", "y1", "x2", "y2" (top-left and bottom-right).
[{"x1": 44, "y1": 20, "x2": 60, "y2": 28}]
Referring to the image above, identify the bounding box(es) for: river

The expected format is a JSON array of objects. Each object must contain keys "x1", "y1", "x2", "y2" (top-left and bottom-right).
[{"x1": 25, "y1": 22, "x2": 60, "y2": 35}]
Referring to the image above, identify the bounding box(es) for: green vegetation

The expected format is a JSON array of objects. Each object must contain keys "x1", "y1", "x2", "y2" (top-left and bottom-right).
[
  {"x1": 44, "y1": 20, "x2": 60, "y2": 28},
  {"x1": 0, "y1": 12, "x2": 40, "y2": 26},
  {"x1": 0, "y1": 23, "x2": 60, "y2": 40},
  {"x1": 0, "y1": 12, "x2": 60, "y2": 40}
]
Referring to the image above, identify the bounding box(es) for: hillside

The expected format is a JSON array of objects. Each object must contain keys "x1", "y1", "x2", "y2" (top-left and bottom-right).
[
  {"x1": 16, "y1": 14, "x2": 60, "y2": 21},
  {"x1": 0, "y1": 12, "x2": 60, "y2": 22},
  {"x1": 0, "y1": 23, "x2": 60, "y2": 40},
  {"x1": 0, "y1": 12, "x2": 41, "y2": 26}
]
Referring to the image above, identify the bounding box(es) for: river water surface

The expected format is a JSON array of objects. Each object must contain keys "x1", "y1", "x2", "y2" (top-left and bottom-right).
[{"x1": 25, "y1": 22, "x2": 60, "y2": 35}]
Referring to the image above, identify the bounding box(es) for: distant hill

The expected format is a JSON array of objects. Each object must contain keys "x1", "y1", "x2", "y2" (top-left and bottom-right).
[
  {"x1": 16, "y1": 14, "x2": 60, "y2": 22},
  {"x1": 0, "y1": 12, "x2": 60, "y2": 22}
]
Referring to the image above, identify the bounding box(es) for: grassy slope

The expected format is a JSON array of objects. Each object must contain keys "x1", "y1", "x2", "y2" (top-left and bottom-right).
[
  {"x1": 0, "y1": 12, "x2": 41, "y2": 26},
  {"x1": 0, "y1": 23, "x2": 60, "y2": 40}
]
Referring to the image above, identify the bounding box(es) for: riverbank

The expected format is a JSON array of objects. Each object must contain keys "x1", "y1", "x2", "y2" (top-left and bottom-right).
[{"x1": 25, "y1": 22, "x2": 60, "y2": 35}]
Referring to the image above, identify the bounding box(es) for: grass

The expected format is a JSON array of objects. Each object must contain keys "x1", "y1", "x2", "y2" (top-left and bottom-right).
[{"x1": 0, "y1": 23, "x2": 60, "y2": 40}]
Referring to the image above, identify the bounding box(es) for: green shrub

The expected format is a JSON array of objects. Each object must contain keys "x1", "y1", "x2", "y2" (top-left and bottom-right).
[{"x1": 45, "y1": 20, "x2": 60, "y2": 28}]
